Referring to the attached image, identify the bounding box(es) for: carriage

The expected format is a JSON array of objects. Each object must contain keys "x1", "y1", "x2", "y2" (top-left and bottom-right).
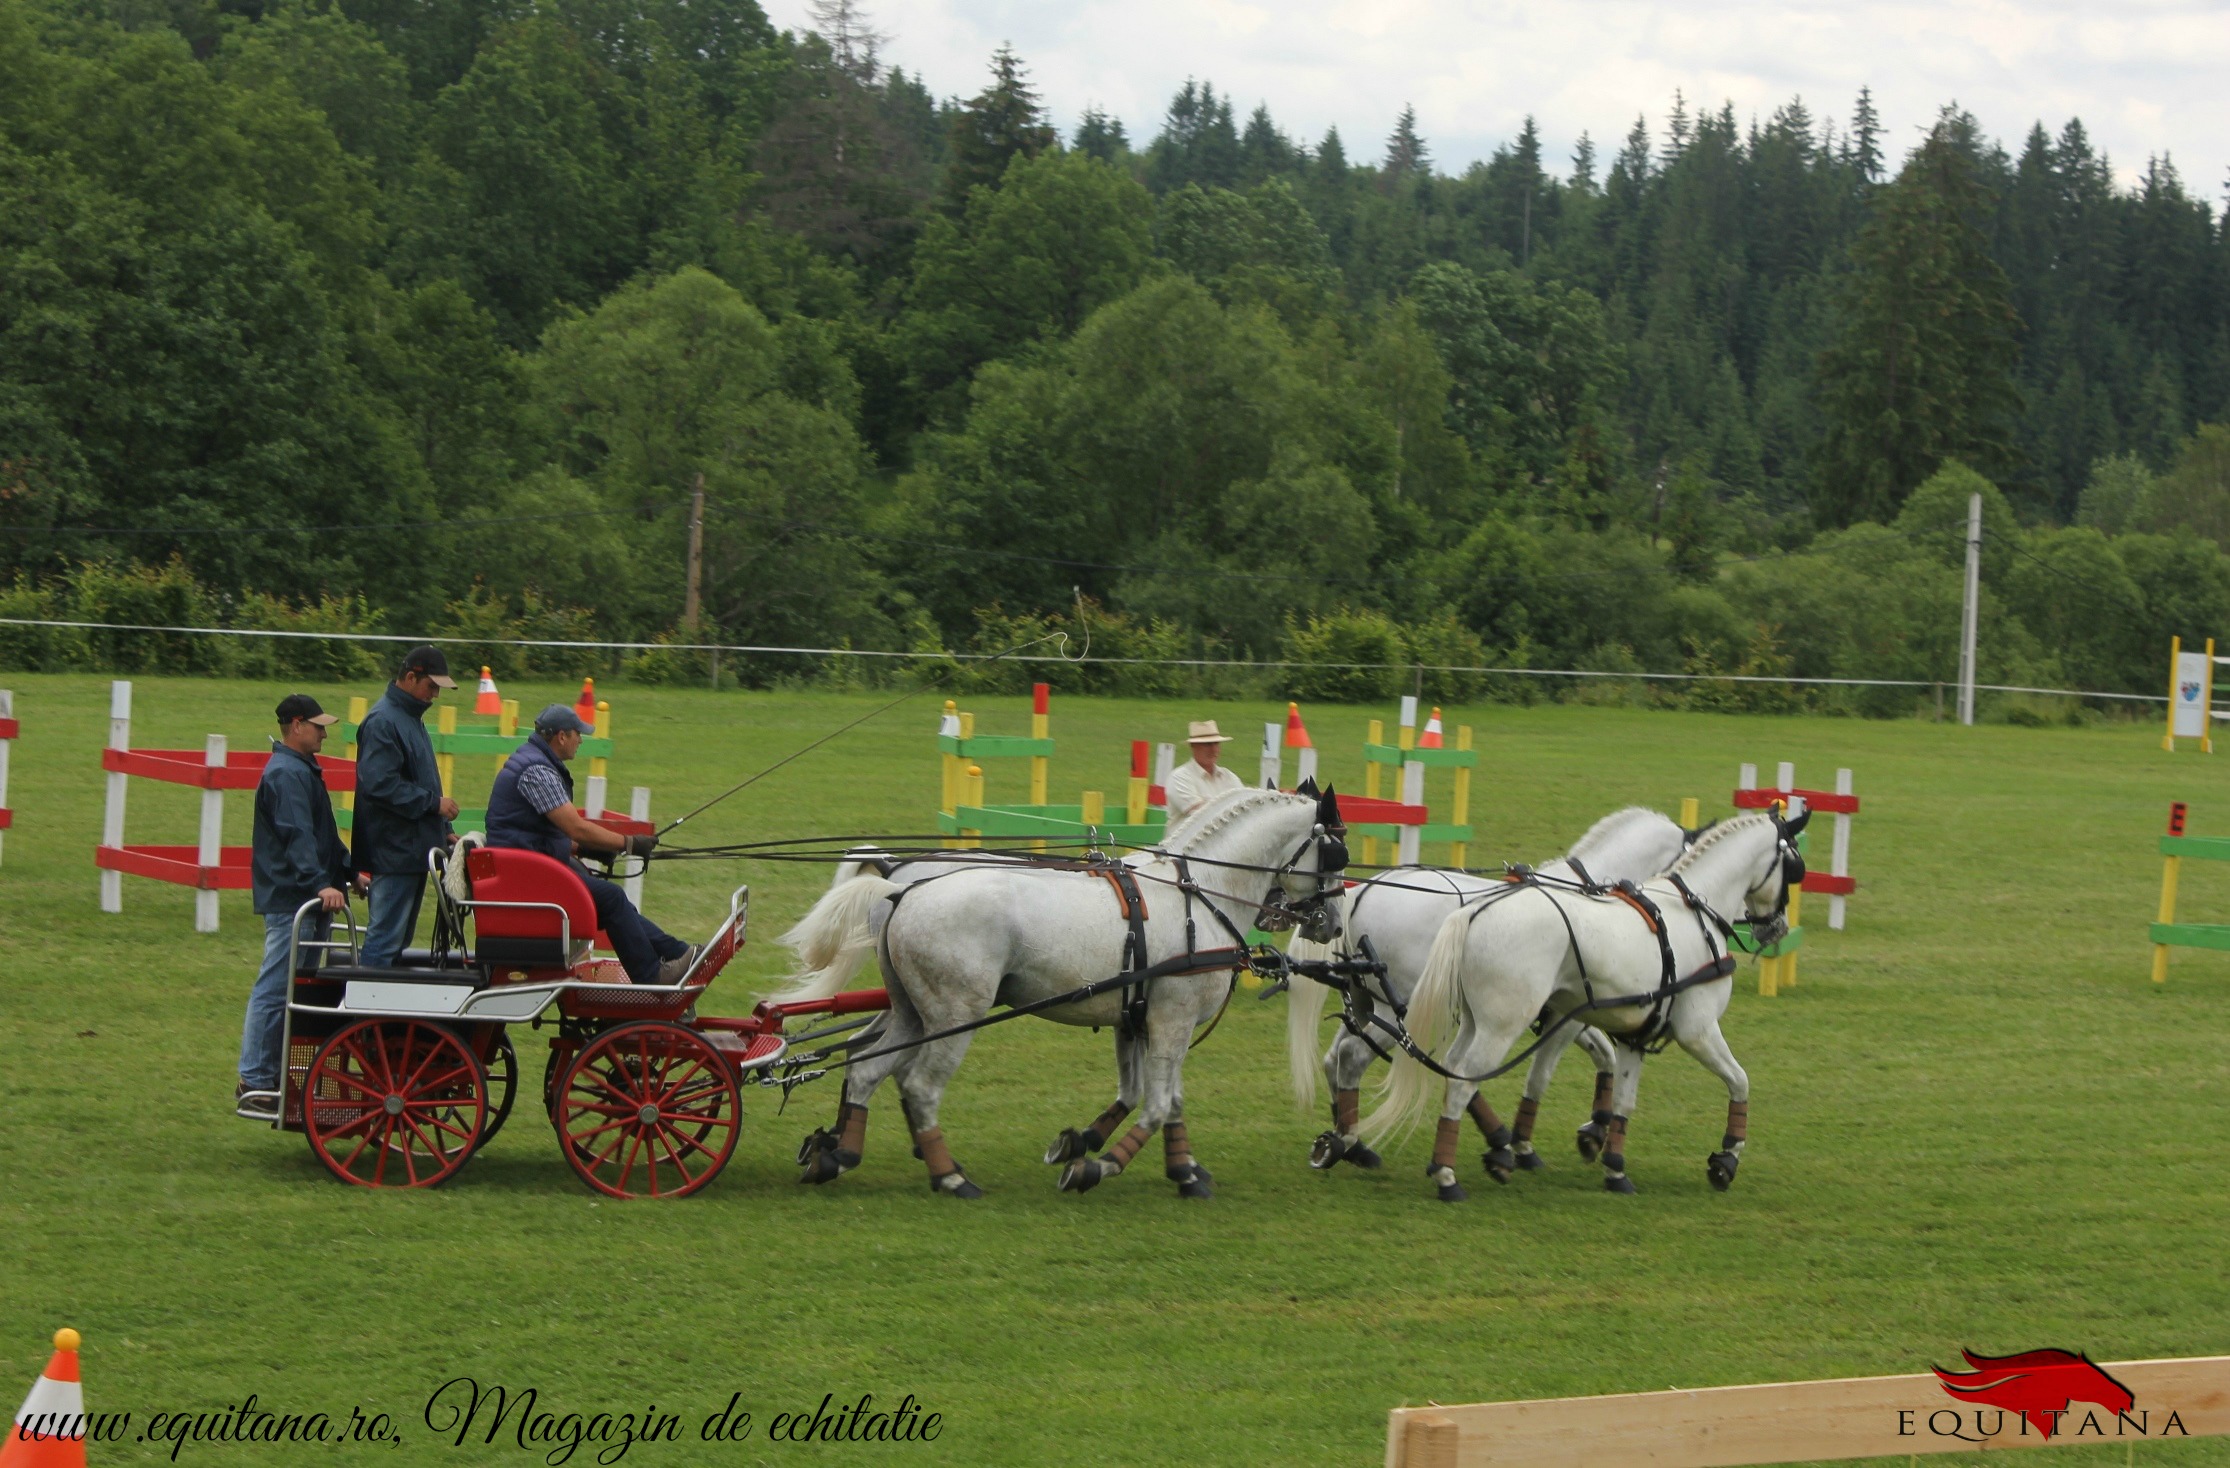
[{"x1": 244, "y1": 845, "x2": 889, "y2": 1197}]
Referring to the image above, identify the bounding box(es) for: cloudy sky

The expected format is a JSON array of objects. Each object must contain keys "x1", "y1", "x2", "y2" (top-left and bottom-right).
[{"x1": 761, "y1": 0, "x2": 2228, "y2": 193}]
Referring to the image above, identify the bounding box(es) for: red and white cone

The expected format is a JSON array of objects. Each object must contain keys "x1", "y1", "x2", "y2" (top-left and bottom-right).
[
  {"x1": 473, "y1": 665, "x2": 502, "y2": 716},
  {"x1": 1418, "y1": 706, "x2": 1445, "y2": 749},
  {"x1": 571, "y1": 677, "x2": 597, "y2": 727},
  {"x1": 1283, "y1": 702, "x2": 1312, "y2": 749},
  {"x1": 0, "y1": 1329, "x2": 86, "y2": 1468}
]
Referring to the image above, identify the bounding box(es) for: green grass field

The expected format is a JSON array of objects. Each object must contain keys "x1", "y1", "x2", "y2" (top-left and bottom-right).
[{"x1": 3, "y1": 672, "x2": 2227, "y2": 1466}]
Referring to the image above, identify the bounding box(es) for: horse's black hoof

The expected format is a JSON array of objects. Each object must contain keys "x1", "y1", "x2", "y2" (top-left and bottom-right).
[
  {"x1": 1707, "y1": 1151, "x2": 1739, "y2": 1191},
  {"x1": 1059, "y1": 1158, "x2": 1104, "y2": 1193},
  {"x1": 1483, "y1": 1146, "x2": 1517, "y2": 1184},
  {"x1": 1514, "y1": 1147, "x2": 1546, "y2": 1172},
  {"x1": 1576, "y1": 1122, "x2": 1607, "y2": 1163},
  {"x1": 1171, "y1": 1165, "x2": 1215, "y2": 1200},
  {"x1": 1045, "y1": 1128, "x2": 1092, "y2": 1165},
  {"x1": 796, "y1": 1127, "x2": 832, "y2": 1168},
  {"x1": 1603, "y1": 1173, "x2": 1637, "y2": 1195},
  {"x1": 1436, "y1": 1180, "x2": 1469, "y2": 1203},
  {"x1": 1346, "y1": 1142, "x2": 1383, "y2": 1170},
  {"x1": 798, "y1": 1137, "x2": 847, "y2": 1185},
  {"x1": 1309, "y1": 1130, "x2": 1349, "y2": 1169},
  {"x1": 934, "y1": 1171, "x2": 984, "y2": 1199}
]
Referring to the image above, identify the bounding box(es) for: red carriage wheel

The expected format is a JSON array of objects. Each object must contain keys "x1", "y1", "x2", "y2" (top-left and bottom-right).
[
  {"x1": 303, "y1": 1019, "x2": 487, "y2": 1188},
  {"x1": 555, "y1": 1023, "x2": 740, "y2": 1199}
]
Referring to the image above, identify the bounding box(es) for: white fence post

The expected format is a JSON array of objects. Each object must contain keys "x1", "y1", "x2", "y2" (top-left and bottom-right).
[
  {"x1": 0, "y1": 688, "x2": 12, "y2": 868},
  {"x1": 1829, "y1": 767, "x2": 1854, "y2": 930},
  {"x1": 196, "y1": 734, "x2": 226, "y2": 934},
  {"x1": 1152, "y1": 743, "x2": 1175, "y2": 800},
  {"x1": 584, "y1": 770, "x2": 609, "y2": 820},
  {"x1": 1258, "y1": 722, "x2": 1281, "y2": 790},
  {"x1": 1295, "y1": 744, "x2": 1319, "y2": 786},
  {"x1": 1737, "y1": 761, "x2": 1757, "y2": 799},
  {"x1": 1776, "y1": 761, "x2": 1797, "y2": 809},
  {"x1": 100, "y1": 680, "x2": 132, "y2": 913},
  {"x1": 625, "y1": 786, "x2": 650, "y2": 908},
  {"x1": 1397, "y1": 758, "x2": 1425, "y2": 865}
]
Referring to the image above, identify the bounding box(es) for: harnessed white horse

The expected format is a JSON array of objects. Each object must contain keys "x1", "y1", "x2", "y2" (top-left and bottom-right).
[
  {"x1": 1283, "y1": 807, "x2": 1693, "y2": 1193},
  {"x1": 783, "y1": 786, "x2": 1348, "y2": 1198},
  {"x1": 1364, "y1": 809, "x2": 1807, "y2": 1199}
]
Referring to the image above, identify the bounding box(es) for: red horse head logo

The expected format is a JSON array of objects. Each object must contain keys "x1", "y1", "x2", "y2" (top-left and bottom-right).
[{"x1": 1933, "y1": 1348, "x2": 2134, "y2": 1438}]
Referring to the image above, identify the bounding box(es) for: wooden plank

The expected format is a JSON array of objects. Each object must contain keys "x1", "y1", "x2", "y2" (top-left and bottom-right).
[
  {"x1": 2161, "y1": 835, "x2": 2230, "y2": 861},
  {"x1": 2151, "y1": 921, "x2": 2230, "y2": 952},
  {"x1": 1386, "y1": 1356, "x2": 2230, "y2": 1467},
  {"x1": 1733, "y1": 787, "x2": 1861, "y2": 814}
]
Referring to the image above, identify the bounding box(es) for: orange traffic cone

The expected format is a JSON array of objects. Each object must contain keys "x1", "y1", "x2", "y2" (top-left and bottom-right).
[
  {"x1": 1283, "y1": 702, "x2": 1313, "y2": 749},
  {"x1": 473, "y1": 666, "x2": 502, "y2": 716},
  {"x1": 0, "y1": 1329, "x2": 86, "y2": 1468},
  {"x1": 1418, "y1": 706, "x2": 1444, "y2": 749},
  {"x1": 572, "y1": 677, "x2": 596, "y2": 727}
]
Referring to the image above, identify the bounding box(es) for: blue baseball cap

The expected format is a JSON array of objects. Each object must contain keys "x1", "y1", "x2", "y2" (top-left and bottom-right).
[{"x1": 534, "y1": 704, "x2": 592, "y2": 735}]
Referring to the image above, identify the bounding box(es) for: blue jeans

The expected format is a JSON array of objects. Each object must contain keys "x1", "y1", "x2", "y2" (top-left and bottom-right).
[
  {"x1": 241, "y1": 908, "x2": 330, "y2": 1088},
  {"x1": 582, "y1": 870, "x2": 687, "y2": 983},
  {"x1": 362, "y1": 873, "x2": 425, "y2": 968}
]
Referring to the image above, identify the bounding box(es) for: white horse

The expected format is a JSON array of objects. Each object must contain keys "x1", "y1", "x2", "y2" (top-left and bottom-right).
[
  {"x1": 1364, "y1": 809, "x2": 1806, "y2": 1199},
  {"x1": 784, "y1": 786, "x2": 1348, "y2": 1199},
  {"x1": 1283, "y1": 807, "x2": 1694, "y2": 1193}
]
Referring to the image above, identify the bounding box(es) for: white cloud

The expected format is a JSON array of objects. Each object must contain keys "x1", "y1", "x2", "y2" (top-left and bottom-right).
[{"x1": 764, "y1": 0, "x2": 2228, "y2": 193}]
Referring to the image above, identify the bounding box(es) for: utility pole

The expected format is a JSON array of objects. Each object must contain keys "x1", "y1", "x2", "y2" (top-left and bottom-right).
[
  {"x1": 682, "y1": 471, "x2": 705, "y2": 631},
  {"x1": 1956, "y1": 491, "x2": 1981, "y2": 726}
]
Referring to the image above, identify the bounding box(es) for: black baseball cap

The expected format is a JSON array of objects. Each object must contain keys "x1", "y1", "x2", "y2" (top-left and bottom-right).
[
  {"x1": 399, "y1": 644, "x2": 457, "y2": 687},
  {"x1": 276, "y1": 694, "x2": 339, "y2": 727},
  {"x1": 534, "y1": 704, "x2": 593, "y2": 736}
]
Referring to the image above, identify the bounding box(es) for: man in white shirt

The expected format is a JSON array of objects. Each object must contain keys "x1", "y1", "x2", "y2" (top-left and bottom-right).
[{"x1": 1164, "y1": 719, "x2": 1245, "y2": 821}]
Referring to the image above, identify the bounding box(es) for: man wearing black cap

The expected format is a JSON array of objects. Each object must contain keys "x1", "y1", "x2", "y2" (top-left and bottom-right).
[
  {"x1": 355, "y1": 645, "x2": 460, "y2": 968},
  {"x1": 484, "y1": 704, "x2": 696, "y2": 985},
  {"x1": 239, "y1": 695, "x2": 354, "y2": 1116}
]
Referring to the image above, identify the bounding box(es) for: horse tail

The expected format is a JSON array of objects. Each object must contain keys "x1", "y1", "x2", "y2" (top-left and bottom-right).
[
  {"x1": 1360, "y1": 903, "x2": 1474, "y2": 1146},
  {"x1": 771, "y1": 872, "x2": 898, "y2": 1004},
  {"x1": 1282, "y1": 932, "x2": 1334, "y2": 1110}
]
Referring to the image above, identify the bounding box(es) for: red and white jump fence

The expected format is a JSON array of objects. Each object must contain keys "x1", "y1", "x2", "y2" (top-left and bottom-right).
[
  {"x1": 94, "y1": 680, "x2": 356, "y2": 934},
  {"x1": 0, "y1": 688, "x2": 15, "y2": 865}
]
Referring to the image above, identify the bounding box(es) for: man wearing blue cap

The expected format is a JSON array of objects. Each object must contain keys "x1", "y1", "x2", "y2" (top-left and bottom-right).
[{"x1": 483, "y1": 704, "x2": 696, "y2": 984}]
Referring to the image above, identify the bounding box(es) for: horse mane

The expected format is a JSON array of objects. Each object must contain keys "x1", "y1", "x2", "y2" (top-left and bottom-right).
[
  {"x1": 1159, "y1": 785, "x2": 1304, "y2": 852},
  {"x1": 1670, "y1": 811, "x2": 1776, "y2": 872},
  {"x1": 1566, "y1": 805, "x2": 1665, "y2": 858}
]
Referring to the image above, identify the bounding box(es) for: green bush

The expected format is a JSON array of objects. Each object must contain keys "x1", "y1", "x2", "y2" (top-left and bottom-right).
[
  {"x1": 1279, "y1": 609, "x2": 1405, "y2": 704},
  {"x1": 229, "y1": 593, "x2": 388, "y2": 682},
  {"x1": 429, "y1": 585, "x2": 601, "y2": 680},
  {"x1": 0, "y1": 579, "x2": 87, "y2": 671},
  {"x1": 1402, "y1": 613, "x2": 1487, "y2": 704},
  {"x1": 69, "y1": 558, "x2": 235, "y2": 674}
]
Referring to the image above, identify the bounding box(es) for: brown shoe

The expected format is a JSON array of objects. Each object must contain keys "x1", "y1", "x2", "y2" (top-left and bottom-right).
[{"x1": 654, "y1": 945, "x2": 703, "y2": 986}]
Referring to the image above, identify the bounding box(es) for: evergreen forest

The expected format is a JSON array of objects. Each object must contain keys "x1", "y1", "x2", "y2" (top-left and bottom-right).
[{"x1": 4, "y1": 0, "x2": 2229, "y2": 713}]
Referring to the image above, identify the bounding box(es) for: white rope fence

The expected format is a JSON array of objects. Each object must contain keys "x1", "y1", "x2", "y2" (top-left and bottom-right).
[{"x1": 0, "y1": 616, "x2": 2168, "y2": 703}]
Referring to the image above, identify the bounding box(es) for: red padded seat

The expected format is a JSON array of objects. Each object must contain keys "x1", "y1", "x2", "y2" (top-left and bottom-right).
[{"x1": 465, "y1": 847, "x2": 597, "y2": 971}]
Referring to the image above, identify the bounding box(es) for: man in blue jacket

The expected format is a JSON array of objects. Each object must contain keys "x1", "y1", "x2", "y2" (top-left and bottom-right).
[
  {"x1": 240, "y1": 694, "x2": 354, "y2": 1116},
  {"x1": 355, "y1": 645, "x2": 460, "y2": 967},
  {"x1": 484, "y1": 705, "x2": 695, "y2": 985}
]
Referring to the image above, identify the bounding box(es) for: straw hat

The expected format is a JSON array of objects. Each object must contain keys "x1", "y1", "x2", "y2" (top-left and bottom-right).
[{"x1": 1186, "y1": 719, "x2": 1232, "y2": 744}]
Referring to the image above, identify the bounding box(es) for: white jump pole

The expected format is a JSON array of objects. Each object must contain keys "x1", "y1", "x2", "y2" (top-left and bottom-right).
[
  {"x1": 1258, "y1": 722, "x2": 1281, "y2": 790},
  {"x1": 625, "y1": 786, "x2": 650, "y2": 908},
  {"x1": 196, "y1": 734, "x2": 226, "y2": 934},
  {"x1": 583, "y1": 768, "x2": 608, "y2": 820},
  {"x1": 1295, "y1": 744, "x2": 1319, "y2": 786},
  {"x1": 1828, "y1": 767, "x2": 1853, "y2": 930},
  {"x1": 0, "y1": 688, "x2": 12, "y2": 868},
  {"x1": 1152, "y1": 743, "x2": 1175, "y2": 800},
  {"x1": 1397, "y1": 758, "x2": 1425, "y2": 865},
  {"x1": 1737, "y1": 761, "x2": 1757, "y2": 798},
  {"x1": 100, "y1": 680, "x2": 132, "y2": 913}
]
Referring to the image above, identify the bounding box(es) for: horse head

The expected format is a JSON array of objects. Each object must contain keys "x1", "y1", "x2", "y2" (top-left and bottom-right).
[
  {"x1": 1265, "y1": 785, "x2": 1347, "y2": 943},
  {"x1": 1743, "y1": 805, "x2": 1810, "y2": 946}
]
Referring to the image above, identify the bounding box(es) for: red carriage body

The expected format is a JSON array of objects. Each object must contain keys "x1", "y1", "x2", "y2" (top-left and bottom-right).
[{"x1": 256, "y1": 845, "x2": 884, "y2": 1198}]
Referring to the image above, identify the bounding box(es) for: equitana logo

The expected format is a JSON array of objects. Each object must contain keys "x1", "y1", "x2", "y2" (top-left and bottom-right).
[{"x1": 1914, "y1": 1348, "x2": 2188, "y2": 1443}]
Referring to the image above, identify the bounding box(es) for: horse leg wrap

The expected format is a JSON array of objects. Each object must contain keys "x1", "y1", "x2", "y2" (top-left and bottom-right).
[
  {"x1": 1429, "y1": 1116, "x2": 1468, "y2": 1202},
  {"x1": 836, "y1": 1102, "x2": 868, "y2": 1167},
  {"x1": 1602, "y1": 1114, "x2": 1636, "y2": 1194},
  {"x1": 1592, "y1": 1070, "x2": 1614, "y2": 1113},
  {"x1": 1708, "y1": 1100, "x2": 1748, "y2": 1192},
  {"x1": 912, "y1": 1127, "x2": 979, "y2": 1198},
  {"x1": 1085, "y1": 1100, "x2": 1132, "y2": 1153},
  {"x1": 1333, "y1": 1088, "x2": 1361, "y2": 1137},
  {"x1": 1163, "y1": 1122, "x2": 1214, "y2": 1197},
  {"x1": 1467, "y1": 1094, "x2": 1516, "y2": 1182},
  {"x1": 1511, "y1": 1095, "x2": 1545, "y2": 1170},
  {"x1": 1103, "y1": 1123, "x2": 1151, "y2": 1174}
]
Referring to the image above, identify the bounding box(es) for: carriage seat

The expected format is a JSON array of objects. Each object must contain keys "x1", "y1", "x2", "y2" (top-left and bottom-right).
[{"x1": 464, "y1": 846, "x2": 599, "y2": 973}]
